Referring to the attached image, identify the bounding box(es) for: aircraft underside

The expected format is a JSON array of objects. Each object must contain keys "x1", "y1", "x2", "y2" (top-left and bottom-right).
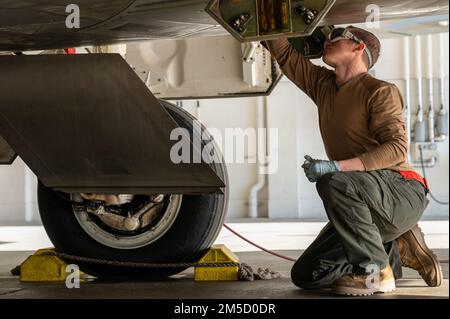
[{"x1": 0, "y1": 0, "x2": 447, "y2": 51}]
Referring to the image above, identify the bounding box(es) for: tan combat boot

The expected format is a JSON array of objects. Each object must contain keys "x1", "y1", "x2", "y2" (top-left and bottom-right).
[
  {"x1": 332, "y1": 265, "x2": 396, "y2": 296},
  {"x1": 396, "y1": 224, "x2": 443, "y2": 287}
]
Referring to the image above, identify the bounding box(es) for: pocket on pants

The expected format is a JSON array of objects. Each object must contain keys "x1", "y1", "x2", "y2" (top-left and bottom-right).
[{"x1": 390, "y1": 179, "x2": 427, "y2": 230}]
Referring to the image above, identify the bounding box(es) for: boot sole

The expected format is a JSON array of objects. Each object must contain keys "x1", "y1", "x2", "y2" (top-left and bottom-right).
[
  {"x1": 409, "y1": 226, "x2": 443, "y2": 287},
  {"x1": 332, "y1": 278, "x2": 396, "y2": 297}
]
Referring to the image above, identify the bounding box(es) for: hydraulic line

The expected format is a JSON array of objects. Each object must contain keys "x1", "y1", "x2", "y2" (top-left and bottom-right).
[{"x1": 223, "y1": 224, "x2": 296, "y2": 262}]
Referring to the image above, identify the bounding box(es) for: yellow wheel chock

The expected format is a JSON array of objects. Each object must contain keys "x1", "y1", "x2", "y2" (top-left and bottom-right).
[
  {"x1": 19, "y1": 245, "x2": 240, "y2": 282},
  {"x1": 194, "y1": 244, "x2": 240, "y2": 281},
  {"x1": 20, "y1": 248, "x2": 85, "y2": 282}
]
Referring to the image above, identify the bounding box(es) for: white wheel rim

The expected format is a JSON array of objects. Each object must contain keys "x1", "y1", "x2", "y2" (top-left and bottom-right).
[{"x1": 73, "y1": 195, "x2": 182, "y2": 250}]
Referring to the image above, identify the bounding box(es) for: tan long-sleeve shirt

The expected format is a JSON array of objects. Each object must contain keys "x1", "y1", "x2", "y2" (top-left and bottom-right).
[{"x1": 266, "y1": 38, "x2": 411, "y2": 171}]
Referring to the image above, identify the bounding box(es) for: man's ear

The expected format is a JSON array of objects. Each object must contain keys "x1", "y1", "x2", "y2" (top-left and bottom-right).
[{"x1": 354, "y1": 42, "x2": 366, "y2": 53}]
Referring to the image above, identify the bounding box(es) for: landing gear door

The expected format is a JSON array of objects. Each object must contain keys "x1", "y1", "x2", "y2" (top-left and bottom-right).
[{"x1": 0, "y1": 54, "x2": 224, "y2": 194}]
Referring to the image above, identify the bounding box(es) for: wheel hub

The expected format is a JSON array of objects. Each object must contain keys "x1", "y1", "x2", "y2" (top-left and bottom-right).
[{"x1": 71, "y1": 193, "x2": 183, "y2": 249}]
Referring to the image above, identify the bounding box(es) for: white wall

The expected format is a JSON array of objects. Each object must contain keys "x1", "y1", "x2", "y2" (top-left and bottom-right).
[
  {"x1": 266, "y1": 81, "x2": 326, "y2": 219},
  {"x1": 182, "y1": 99, "x2": 260, "y2": 219},
  {"x1": 0, "y1": 158, "x2": 39, "y2": 224}
]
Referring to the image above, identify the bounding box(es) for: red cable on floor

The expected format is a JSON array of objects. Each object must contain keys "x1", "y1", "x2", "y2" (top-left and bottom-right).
[{"x1": 223, "y1": 224, "x2": 297, "y2": 262}]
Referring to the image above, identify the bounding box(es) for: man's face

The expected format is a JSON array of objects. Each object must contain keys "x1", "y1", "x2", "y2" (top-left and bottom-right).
[{"x1": 322, "y1": 38, "x2": 359, "y2": 68}]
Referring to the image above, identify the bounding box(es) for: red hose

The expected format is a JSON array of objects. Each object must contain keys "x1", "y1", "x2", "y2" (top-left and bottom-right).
[{"x1": 223, "y1": 224, "x2": 297, "y2": 262}]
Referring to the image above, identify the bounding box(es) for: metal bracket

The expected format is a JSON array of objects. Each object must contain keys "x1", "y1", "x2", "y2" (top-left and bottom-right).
[
  {"x1": 0, "y1": 134, "x2": 17, "y2": 165},
  {"x1": 409, "y1": 142, "x2": 439, "y2": 168}
]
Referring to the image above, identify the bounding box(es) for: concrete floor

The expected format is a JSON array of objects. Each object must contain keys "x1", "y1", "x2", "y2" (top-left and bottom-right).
[
  {"x1": 0, "y1": 221, "x2": 448, "y2": 299},
  {"x1": 0, "y1": 249, "x2": 448, "y2": 299}
]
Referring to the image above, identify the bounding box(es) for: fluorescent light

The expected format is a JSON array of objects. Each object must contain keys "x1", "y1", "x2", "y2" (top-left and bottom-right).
[{"x1": 438, "y1": 20, "x2": 449, "y2": 27}]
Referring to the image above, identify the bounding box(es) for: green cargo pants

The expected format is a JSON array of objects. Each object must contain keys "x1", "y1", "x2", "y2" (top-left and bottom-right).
[{"x1": 291, "y1": 169, "x2": 429, "y2": 289}]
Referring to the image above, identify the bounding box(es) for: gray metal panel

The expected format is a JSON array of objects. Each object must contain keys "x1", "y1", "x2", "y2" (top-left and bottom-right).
[
  {"x1": 0, "y1": 0, "x2": 222, "y2": 51},
  {"x1": 0, "y1": 54, "x2": 224, "y2": 193},
  {"x1": 0, "y1": 134, "x2": 17, "y2": 164}
]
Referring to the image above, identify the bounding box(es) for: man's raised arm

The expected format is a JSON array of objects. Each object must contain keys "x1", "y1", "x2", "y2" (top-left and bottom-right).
[{"x1": 265, "y1": 38, "x2": 333, "y2": 103}]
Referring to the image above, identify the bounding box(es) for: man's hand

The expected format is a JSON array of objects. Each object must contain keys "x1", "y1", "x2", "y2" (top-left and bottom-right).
[{"x1": 301, "y1": 155, "x2": 340, "y2": 183}]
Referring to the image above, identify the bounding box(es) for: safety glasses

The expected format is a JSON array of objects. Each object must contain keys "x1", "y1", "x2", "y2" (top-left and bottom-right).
[{"x1": 327, "y1": 27, "x2": 373, "y2": 68}]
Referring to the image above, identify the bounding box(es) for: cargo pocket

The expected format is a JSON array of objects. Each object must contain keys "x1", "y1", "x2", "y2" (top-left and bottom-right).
[{"x1": 390, "y1": 178, "x2": 426, "y2": 233}]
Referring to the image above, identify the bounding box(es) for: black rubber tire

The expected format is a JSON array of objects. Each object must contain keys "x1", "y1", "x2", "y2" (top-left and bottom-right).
[{"x1": 37, "y1": 100, "x2": 229, "y2": 279}]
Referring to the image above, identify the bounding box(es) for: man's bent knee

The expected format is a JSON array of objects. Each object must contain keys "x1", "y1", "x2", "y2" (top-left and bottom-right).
[{"x1": 316, "y1": 172, "x2": 352, "y2": 202}]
